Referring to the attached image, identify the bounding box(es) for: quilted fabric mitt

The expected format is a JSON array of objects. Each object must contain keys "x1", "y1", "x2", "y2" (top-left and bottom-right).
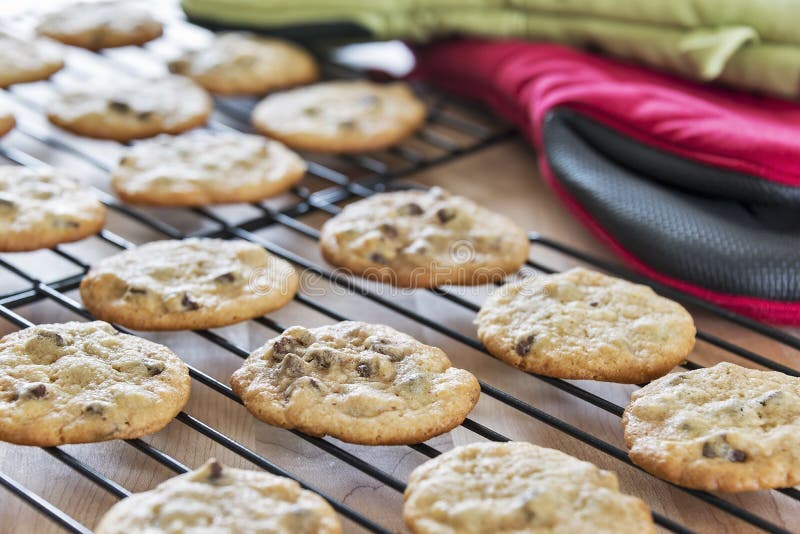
[{"x1": 182, "y1": 0, "x2": 800, "y2": 99}]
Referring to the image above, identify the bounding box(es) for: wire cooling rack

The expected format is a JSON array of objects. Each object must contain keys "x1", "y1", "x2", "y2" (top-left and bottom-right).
[{"x1": 1, "y1": 4, "x2": 799, "y2": 534}]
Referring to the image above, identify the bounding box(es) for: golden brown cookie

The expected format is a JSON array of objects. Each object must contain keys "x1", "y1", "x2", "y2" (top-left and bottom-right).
[
  {"x1": 475, "y1": 267, "x2": 696, "y2": 383},
  {"x1": 404, "y1": 441, "x2": 656, "y2": 534},
  {"x1": 96, "y1": 459, "x2": 341, "y2": 534},
  {"x1": 623, "y1": 362, "x2": 800, "y2": 492},
  {"x1": 252, "y1": 80, "x2": 426, "y2": 153},
  {"x1": 0, "y1": 33, "x2": 64, "y2": 87},
  {"x1": 169, "y1": 32, "x2": 319, "y2": 96},
  {"x1": 36, "y1": 1, "x2": 163, "y2": 51},
  {"x1": 320, "y1": 187, "x2": 529, "y2": 287},
  {"x1": 231, "y1": 321, "x2": 480, "y2": 445},
  {"x1": 0, "y1": 165, "x2": 106, "y2": 252},
  {"x1": 111, "y1": 131, "x2": 306, "y2": 206},
  {"x1": 0, "y1": 321, "x2": 190, "y2": 446},
  {"x1": 80, "y1": 238, "x2": 299, "y2": 331},
  {"x1": 47, "y1": 75, "x2": 212, "y2": 141}
]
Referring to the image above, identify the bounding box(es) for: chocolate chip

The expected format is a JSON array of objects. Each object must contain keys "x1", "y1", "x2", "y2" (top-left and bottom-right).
[
  {"x1": 84, "y1": 402, "x2": 105, "y2": 415},
  {"x1": 108, "y1": 100, "x2": 131, "y2": 113},
  {"x1": 168, "y1": 59, "x2": 187, "y2": 73},
  {"x1": 144, "y1": 360, "x2": 165, "y2": 376},
  {"x1": 728, "y1": 449, "x2": 748, "y2": 462},
  {"x1": 181, "y1": 293, "x2": 200, "y2": 311},
  {"x1": 37, "y1": 330, "x2": 65, "y2": 347},
  {"x1": 400, "y1": 202, "x2": 424, "y2": 216},
  {"x1": 372, "y1": 341, "x2": 405, "y2": 362},
  {"x1": 213, "y1": 272, "x2": 236, "y2": 283},
  {"x1": 278, "y1": 354, "x2": 305, "y2": 379},
  {"x1": 136, "y1": 111, "x2": 154, "y2": 121},
  {"x1": 272, "y1": 336, "x2": 298, "y2": 358},
  {"x1": 589, "y1": 301, "x2": 599, "y2": 307},
  {"x1": 309, "y1": 377, "x2": 322, "y2": 390},
  {"x1": 19, "y1": 383, "x2": 47, "y2": 399},
  {"x1": 208, "y1": 460, "x2": 223, "y2": 481},
  {"x1": 515, "y1": 335, "x2": 535, "y2": 356},
  {"x1": 436, "y1": 207, "x2": 457, "y2": 224},
  {"x1": 702, "y1": 434, "x2": 747, "y2": 462},
  {"x1": 370, "y1": 252, "x2": 388, "y2": 264},
  {"x1": 127, "y1": 286, "x2": 147, "y2": 295},
  {"x1": 307, "y1": 348, "x2": 333, "y2": 369},
  {"x1": 379, "y1": 223, "x2": 398, "y2": 238},
  {"x1": 356, "y1": 363, "x2": 372, "y2": 377}
]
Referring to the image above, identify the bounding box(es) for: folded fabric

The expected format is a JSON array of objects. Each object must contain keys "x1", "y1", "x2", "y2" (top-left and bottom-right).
[
  {"x1": 413, "y1": 39, "x2": 800, "y2": 324},
  {"x1": 182, "y1": 0, "x2": 800, "y2": 99}
]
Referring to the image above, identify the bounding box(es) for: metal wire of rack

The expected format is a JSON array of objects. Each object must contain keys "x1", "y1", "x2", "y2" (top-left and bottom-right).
[{"x1": 1, "y1": 5, "x2": 799, "y2": 534}]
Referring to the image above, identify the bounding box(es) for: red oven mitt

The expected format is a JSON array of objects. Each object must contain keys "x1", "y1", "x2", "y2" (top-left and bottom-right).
[{"x1": 414, "y1": 39, "x2": 800, "y2": 324}]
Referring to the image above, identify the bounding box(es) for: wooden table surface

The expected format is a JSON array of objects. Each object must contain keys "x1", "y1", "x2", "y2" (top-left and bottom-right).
[{"x1": 1, "y1": 3, "x2": 799, "y2": 534}]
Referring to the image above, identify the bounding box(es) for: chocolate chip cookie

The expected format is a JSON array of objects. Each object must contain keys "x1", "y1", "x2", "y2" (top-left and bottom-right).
[
  {"x1": 0, "y1": 33, "x2": 64, "y2": 87},
  {"x1": 80, "y1": 238, "x2": 298, "y2": 331},
  {"x1": 623, "y1": 362, "x2": 800, "y2": 492},
  {"x1": 96, "y1": 459, "x2": 341, "y2": 534},
  {"x1": 404, "y1": 441, "x2": 656, "y2": 534},
  {"x1": 251, "y1": 80, "x2": 426, "y2": 153},
  {"x1": 230, "y1": 321, "x2": 480, "y2": 445},
  {"x1": 47, "y1": 75, "x2": 212, "y2": 141},
  {"x1": 169, "y1": 32, "x2": 318, "y2": 96},
  {"x1": 36, "y1": 1, "x2": 163, "y2": 51},
  {"x1": 475, "y1": 267, "x2": 696, "y2": 383},
  {"x1": 0, "y1": 321, "x2": 190, "y2": 446},
  {"x1": 0, "y1": 165, "x2": 106, "y2": 252},
  {"x1": 111, "y1": 131, "x2": 306, "y2": 206},
  {"x1": 320, "y1": 187, "x2": 529, "y2": 288}
]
